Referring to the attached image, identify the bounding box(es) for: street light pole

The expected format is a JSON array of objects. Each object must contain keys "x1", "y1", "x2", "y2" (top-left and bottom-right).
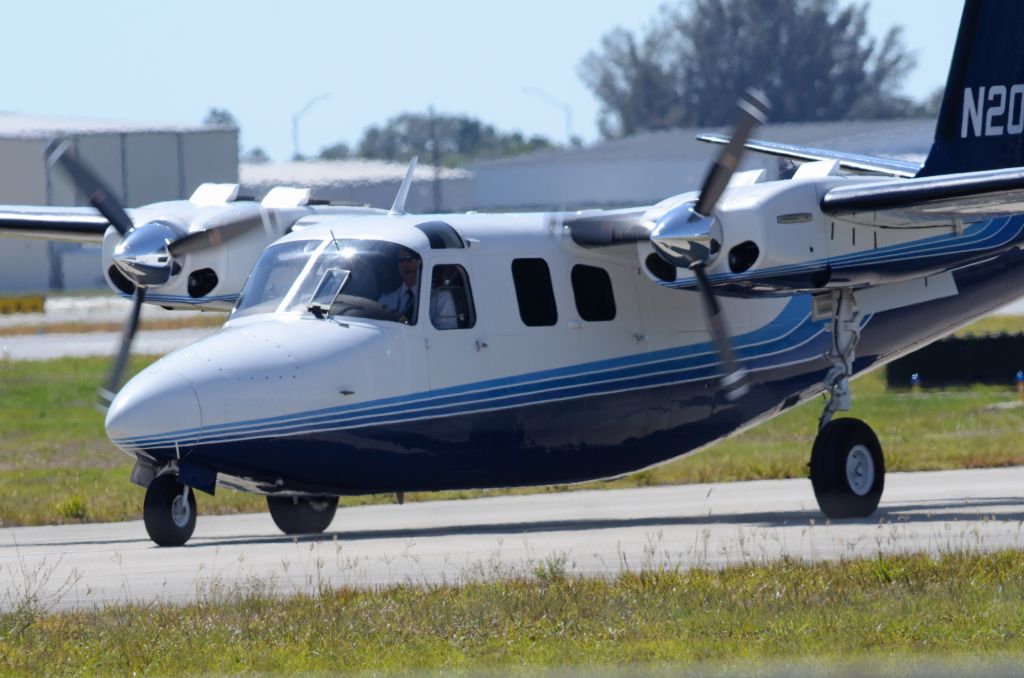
[
  {"x1": 523, "y1": 86, "x2": 574, "y2": 145},
  {"x1": 291, "y1": 93, "x2": 331, "y2": 160}
]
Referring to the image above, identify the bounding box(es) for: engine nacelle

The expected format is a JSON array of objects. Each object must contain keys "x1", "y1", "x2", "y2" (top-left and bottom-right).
[
  {"x1": 99, "y1": 184, "x2": 383, "y2": 311},
  {"x1": 640, "y1": 169, "x2": 985, "y2": 296},
  {"x1": 101, "y1": 200, "x2": 271, "y2": 311}
]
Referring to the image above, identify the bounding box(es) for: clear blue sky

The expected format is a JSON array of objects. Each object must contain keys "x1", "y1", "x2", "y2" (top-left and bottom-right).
[{"x1": 0, "y1": 1, "x2": 963, "y2": 161}]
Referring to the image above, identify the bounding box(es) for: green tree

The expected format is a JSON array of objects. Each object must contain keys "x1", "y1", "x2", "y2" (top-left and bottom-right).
[
  {"x1": 579, "y1": 0, "x2": 920, "y2": 138},
  {"x1": 204, "y1": 107, "x2": 257, "y2": 163},
  {"x1": 203, "y1": 108, "x2": 239, "y2": 129},
  {"x1": 352, "y1": 112, "x2": 554, "y2": 166},
  {"x1": 241, "y1": 147, "x2": 270, "y2": 164},
  {"x1": 920, "y1": 86, "x2": 945, "y2": 118},
  {"x1": 317, "y1": 142, "x2": 351, "y2": 160}
]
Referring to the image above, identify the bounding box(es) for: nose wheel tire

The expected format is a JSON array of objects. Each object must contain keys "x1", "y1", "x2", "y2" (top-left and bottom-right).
[
  {"x1": 143, "y1": 474, "x2": 197, "y2": 546},
  {"x1": 267, "y1": 496, "x2": 339, "y2": 535},
  {"x1": 810, "y1": 417, "x2": 885, "y2": 519}
]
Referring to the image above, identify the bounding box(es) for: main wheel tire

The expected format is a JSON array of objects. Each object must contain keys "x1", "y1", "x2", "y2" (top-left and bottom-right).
[
  {"x1": 267, "y1": 496, "x2": 339, "y2": 535},
  {"x1": 810, "y1": 417, "x2": 885, "y2": 519},
  {"x1": 143, "y1": 474, "x2": 197, "y2": 546}
]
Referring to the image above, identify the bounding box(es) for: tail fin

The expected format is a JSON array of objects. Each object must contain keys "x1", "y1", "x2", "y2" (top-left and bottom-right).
[{"x1": 917, "y1": 1, "x2": 1024, "y2": 177}]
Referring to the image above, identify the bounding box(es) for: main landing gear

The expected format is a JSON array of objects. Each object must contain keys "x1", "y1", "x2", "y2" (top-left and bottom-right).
[
  {"x1": 143, "y1": 473, "x2": 196, "y2": 546},
  {"x1": 267, "y1": 496, "x2": 339, "y2": 535},
  {"x1": 809, "y1": 290, "x2": 885, "y2": 519},
  {"x1": 140, "y1": 464, "x2": 341, "y2": 545}
]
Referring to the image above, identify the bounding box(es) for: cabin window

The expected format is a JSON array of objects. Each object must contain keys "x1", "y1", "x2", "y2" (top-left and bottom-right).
[
  {"x1": 571, "y1": 264, "x2": 616, "y2": 321},
  {"x1": 430, "y1": 264, "x2": 476, "y2": 329},
  {"x1": 511, "y1": 258, "x2": 557, "y2": 327}
]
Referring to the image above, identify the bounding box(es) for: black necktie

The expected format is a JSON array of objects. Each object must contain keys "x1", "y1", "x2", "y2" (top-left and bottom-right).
[{"x1": 401, "y1": 289, "x2": 415, "y2": 319}]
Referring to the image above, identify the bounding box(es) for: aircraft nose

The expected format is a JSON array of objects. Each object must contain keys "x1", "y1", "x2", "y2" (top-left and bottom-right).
[{"x1": 105, "y1": 368, "x2": 202, "y2": 450}]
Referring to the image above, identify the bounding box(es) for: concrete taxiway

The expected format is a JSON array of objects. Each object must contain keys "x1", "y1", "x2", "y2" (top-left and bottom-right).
[
  {"x1": 1, "y1": 466, "x2": 1022, "y2": 611},
  {"x1": 0, "y1": 328, "x2": 215, "y2": 360}
]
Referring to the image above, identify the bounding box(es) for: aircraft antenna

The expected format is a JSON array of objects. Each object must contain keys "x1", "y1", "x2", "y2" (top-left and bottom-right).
[{"x1": 389, "y1": 156, "x2": 418, "y2": 216}]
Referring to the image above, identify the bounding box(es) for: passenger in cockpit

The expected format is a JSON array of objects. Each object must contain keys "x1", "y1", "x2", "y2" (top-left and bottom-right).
[
  {"x1": 429, "y1": 265, "x2": 459, "y2": 330},
  {"x1": 378, "y1": 248, "x2": 421, "y2": 323},
  {"x1": 378, "y1": 249, "x2": 457, "y2": 328}
]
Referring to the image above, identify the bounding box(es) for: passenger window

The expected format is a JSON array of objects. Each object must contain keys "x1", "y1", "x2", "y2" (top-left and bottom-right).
[
  {"x1": 511, "y1": 258, "x2": 557, "y2": 327},
  {"x1": 571, "y1": 264, "x2": 616, "y2": 321},
  {"x1": 430, "y1": 264, "x2": 476, "y2": 329}
]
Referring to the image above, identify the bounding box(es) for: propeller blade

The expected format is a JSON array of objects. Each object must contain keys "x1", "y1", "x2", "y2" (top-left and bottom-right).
[
  {"x1": 167, "y1": 209, "x2": 264, "y2": 257},
  {"x1": 97, "y1": 288, "x2": 146, "y2": 411},
  {"x1": 47, "y1": 140, "x2": 134, "y2": 237},
  {"x1": 693, "y1": 88, "x2": 770, "y2": 218},
  {"x1": 690, "y1": 263, "x2": 748, "y2": 402}
]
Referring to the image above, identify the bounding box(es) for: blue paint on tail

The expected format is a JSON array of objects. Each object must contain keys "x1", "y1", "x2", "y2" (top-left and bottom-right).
[{"x1": 919, "y1": 1, "x2": 1024, "y2": 176}]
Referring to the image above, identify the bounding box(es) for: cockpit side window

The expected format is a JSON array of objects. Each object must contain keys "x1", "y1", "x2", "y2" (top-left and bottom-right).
[{"x1": 430, "y1": 264, "x2": 475, "y2": 329}]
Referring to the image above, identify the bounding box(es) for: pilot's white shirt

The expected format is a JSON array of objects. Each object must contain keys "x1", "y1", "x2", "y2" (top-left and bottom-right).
[{"x1": 379, "y1": 284, "x2": 457, "y2": 329}]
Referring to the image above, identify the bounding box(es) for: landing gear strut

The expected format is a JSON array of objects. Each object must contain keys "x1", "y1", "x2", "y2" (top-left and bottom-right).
[
  {"x1": 809, "y1": 290, "x2": 885, "y2": 518},
  {"x1": 267, "y1": 496, "x2": 339, "y2": 535},
  {"x1": 143, "y1": 474, "x2": 196, "y2": 546}
]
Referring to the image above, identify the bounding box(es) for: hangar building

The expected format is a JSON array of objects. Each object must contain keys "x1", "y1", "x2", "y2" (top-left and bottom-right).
[
  {"x1": 465, "y1": 118, "x2": 934, "y2": 211},
  {"x1": 236, "y1": 118, "x2": 934, "y2": 216}
]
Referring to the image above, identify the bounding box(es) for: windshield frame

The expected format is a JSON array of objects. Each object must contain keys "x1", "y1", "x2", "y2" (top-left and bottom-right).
[{"x1": 277, "y1": 239, "x2": 332, "y2": 312}]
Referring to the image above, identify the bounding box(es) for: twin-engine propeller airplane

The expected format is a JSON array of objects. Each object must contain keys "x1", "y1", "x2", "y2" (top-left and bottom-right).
[{"x1": 3, "y1": 0, "x2": 1022, "y2": 545}]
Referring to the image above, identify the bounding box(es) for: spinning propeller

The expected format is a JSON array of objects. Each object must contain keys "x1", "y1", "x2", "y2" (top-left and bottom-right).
[
  {"x1": 568, "y1": 88, "x2": 770, "y2": 401},
  {"x1": 650, "y1": 87, "x2": 769, "y2": 401},
  {"x1": 46, "y1": 140, "x2": 264, "y2": 408}
]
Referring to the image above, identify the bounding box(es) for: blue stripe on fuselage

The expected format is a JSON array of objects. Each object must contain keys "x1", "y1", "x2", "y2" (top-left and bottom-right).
[{"x1": 114, "y1": 295, "x2": 827, "y2": 449}]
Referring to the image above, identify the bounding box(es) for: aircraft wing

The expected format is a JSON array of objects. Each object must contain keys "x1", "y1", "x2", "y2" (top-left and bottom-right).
[
  {"x1": 697, "y1": 133, "x2": 920, "y2": 178},
  {"x1": 820, "y1": 167, "x2": 1024, "y2": 228},
  {"x1": 0, "y1": 205, "x2": 115, "y2": 243}
]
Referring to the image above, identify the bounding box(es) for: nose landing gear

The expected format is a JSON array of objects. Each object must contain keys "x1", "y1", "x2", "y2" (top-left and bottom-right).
[
  {"x1": 809, "y1": 290, "x2": 886, "y2": 519},
  {"x1": 143, "y1": 473, "x2": 196, "y2": 546}
]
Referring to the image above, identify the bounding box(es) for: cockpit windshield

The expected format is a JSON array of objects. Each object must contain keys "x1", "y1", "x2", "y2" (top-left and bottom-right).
[{"x1": 231, "y1": 238, "x2": 422, "y2": 323}]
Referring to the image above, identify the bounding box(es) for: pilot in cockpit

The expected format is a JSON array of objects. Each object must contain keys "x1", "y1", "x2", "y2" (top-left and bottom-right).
[{"x1": 378, "y1": 247, "x2": 456, "y2": 328}]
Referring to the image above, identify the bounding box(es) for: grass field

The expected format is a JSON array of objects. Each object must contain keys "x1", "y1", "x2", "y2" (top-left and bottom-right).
[
  {"x1": 2, "y1": 346, "x2": 1024, "y2": 527},
  {"x1": 2, "y1": 323, "x2": 1023, "y2": 674},
  {"x1": 2, "y1": 551, "x2": 1023, "y2": 674}
]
